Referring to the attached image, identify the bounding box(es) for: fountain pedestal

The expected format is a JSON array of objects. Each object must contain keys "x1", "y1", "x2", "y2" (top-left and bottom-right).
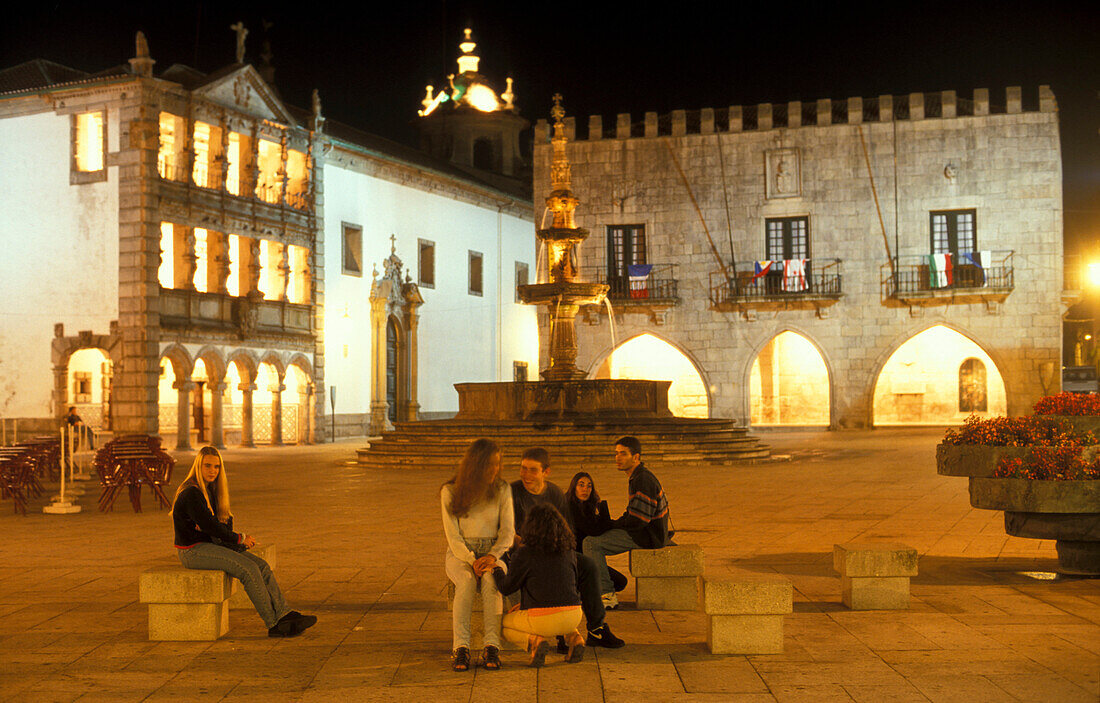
[{"x1": 454, "y1": 380, "x2": 673, "y2": 422}]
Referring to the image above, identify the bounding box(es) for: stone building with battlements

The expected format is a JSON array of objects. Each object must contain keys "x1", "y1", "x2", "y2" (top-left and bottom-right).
[{"x1": 533, "y1": 87, "x2": 1065, "y2": 428}]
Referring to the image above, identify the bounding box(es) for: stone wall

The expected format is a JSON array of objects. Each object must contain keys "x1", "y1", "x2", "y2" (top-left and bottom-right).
[{"x1": 534, "y1": 88, "x2": 1063, "y2": 427}]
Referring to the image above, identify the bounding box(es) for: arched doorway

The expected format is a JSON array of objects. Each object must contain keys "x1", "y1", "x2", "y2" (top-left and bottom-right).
[
  {"x1": 593, "y1": 334, "x2": 708, "y2": 418},
  {"x1": 873, "y1": 325, "x2": 1007, "y2": 425},
  {"x1": 67, "y1": 348, "x2": 111, "y2": 431},
  {"x1": 749, "y1": 331, "x2": 830, "y2": 426}
]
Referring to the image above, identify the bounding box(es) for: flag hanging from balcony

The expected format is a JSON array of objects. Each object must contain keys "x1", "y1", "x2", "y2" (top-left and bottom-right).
[
  {"x1": 752, "y1": 260, "x2": 773, "y2": 284},
  {"x1": 782, "y1": 258, "x2": 808, "y2": 292},
  {"x1": 961, "y1": 250, "x2": 992, "y2": 287},
  {"x1": 628, "y1": 264, "x2": 653, "y2": 299},
  {"x1": 929, "y1": 253, "x2": 953, "y2": 288}
]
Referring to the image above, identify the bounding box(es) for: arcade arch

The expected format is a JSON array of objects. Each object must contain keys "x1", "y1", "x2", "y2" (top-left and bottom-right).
[
  {"x1": 749, "y1": 331, "x2": 830, "y2": 426},
  {"x1": 592, "y1": 334, "x2": 708, "y2": 418},
  {"x1": 873, "y1": 325, "x2": 1006, "y2": 425},
  {"x1": 66, "y1": 348, "x2": 111, "y2": 430}
]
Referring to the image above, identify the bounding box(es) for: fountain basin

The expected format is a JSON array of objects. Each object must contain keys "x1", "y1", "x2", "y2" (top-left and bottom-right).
[
  {"x1": 454, "y1": 380, "x2": 674, "y2": 422},
  {"x1": 518, "y1": 281, "x2": 608, "y2": 306}
]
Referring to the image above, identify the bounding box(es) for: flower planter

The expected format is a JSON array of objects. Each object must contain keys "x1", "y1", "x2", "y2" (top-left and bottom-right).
[
  {"x1": 969, "y1": 477, "x2": 1100, "y2": 576},
  {"x1": 1046, "y1": 415, "x2": 1100, "y2": 436},
  {"x1": 936, "y1": 444, "x2": 1029, "y2": 477}
]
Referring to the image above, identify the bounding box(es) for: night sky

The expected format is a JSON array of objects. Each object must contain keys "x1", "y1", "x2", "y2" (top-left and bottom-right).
[{"x1": 3, "y1": 1, "x2": 1097, "y2": 249}]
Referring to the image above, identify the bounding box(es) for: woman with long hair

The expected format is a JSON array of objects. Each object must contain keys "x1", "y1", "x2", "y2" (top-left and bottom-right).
[
  {"x1": 442, "y1": 438, "x2": 515, "y2": 671},
  {"x1": 491, "y1": 503, "x2": 586, "y2": 666},
  {"x1": 171, "y1": 446, "x2": 316, "y2": 637},
  {"x1": 567, "y1": 471, "x2": 628, "y2": 594}
]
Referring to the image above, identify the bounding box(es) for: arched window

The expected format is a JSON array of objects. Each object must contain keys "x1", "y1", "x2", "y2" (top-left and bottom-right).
[{"x1": 958, "y1": 357, "x2": 987, "y2": 412}]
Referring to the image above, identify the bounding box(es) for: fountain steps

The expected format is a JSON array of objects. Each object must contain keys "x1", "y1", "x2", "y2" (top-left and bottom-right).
[{"x1": 356, "y1": 418, "x2": 770, "y2": 469}]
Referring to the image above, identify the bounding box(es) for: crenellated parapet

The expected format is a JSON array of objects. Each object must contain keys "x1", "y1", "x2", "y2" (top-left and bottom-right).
[{"x1": 535, "y1": 86, "x2": 1056, "y2": 143}]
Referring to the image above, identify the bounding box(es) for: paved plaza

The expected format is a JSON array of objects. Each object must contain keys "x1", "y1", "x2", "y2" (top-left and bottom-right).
[{"x1": 1, "y1": 429, "x2": 1097, "y2": 702}]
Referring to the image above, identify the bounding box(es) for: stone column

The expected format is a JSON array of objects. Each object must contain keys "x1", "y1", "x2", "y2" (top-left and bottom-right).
[
  {"x1": 276, "y1": 243, "x2": 290, "y2": 302},
  {"x1": 176, "y1": 226, "x2": 197, "y2": 291},
  {"x1": 239, "y1": 382, "x2": 256, "y2": 448},
  {"x1": 212, "y1": 232, "x2": 230, "y2": 295},
  {"x1": 173, "y1": 380, "x2": 193, "y2": 450},
  {"x1": 298, "y1": 385, "x2": 312, "y2": 444},
  {"x1": 270, "y1": 378, "x2": 285, "y2": 446},
  {"x1": 368, "y1": 296, "x2": 389, "y2": 435},
  {"x1": 543, "y1": 302, "x2": 586, "y2": 381},
  {"x1": 246, "y1": 237, "x2": 262, "y2": 297},
  {"x1": 404, "y1": 308, "x2": 421, "y2": 422},
  {"x1": 52, "y1": 363, "x2": 69, "y2": 421},
  {"x1": 209, "y1": 380, "x2": 226, "y2": 449},
  {"x1": 305, "y1": 384, "x2": 316, "y2": 444}
]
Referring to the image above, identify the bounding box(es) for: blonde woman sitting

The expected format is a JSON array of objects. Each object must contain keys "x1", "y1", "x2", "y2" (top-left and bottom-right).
[{"x1": 171, "y1": 446, "x2": 316, "y2": 637}]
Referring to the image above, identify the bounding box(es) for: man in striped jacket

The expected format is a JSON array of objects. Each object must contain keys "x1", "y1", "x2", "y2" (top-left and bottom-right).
[{"x1": 582, "y1": 436, "x2": 671, "y2": 609}]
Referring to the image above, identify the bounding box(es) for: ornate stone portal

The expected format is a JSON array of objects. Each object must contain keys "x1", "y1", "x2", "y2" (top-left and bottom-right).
[{"x1": 368, "y1": 240, "x2": 423, "y2": 435}]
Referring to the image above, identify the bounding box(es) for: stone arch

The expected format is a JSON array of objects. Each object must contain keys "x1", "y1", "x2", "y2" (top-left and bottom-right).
[
  {"x1": 225, "y1": 348, "x2": 259, "y2": 384},
  {"x1": 192, "y1": 345, "x2": 227, "y2": 382},
  {"x1": 588, "y1": 332, "x2": 711, "y2": 418},
  {"x1": 870, "y1": 323, "x2": 1008, "y2": 426},
  {"x1": 159, "y1": 343, "x2": 194, "y2": 379},
  {"x1": 258, "y1": 351, "x2": 286, "y2": 381},
  {"x1": 51, "y1": 328, "x2": 121, "y2": 426},
  {"x1": 224, "y1": 348, "x2": 261, "y2": 448},
  {"x1": 743, "y1": 328, "x2": 834, "y2": 427},
  {"x1": 285, "y1": 354, "x2": 316, "y2": 445},
  {"x1": 286, "y1": 352, "x2": 315, "y2": 380}
]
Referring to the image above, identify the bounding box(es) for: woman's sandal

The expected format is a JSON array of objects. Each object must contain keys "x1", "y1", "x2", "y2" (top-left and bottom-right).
[
  {"x1": 482, "y1": 645, "x2": 502, "y2": 670},
  {"x1": 528, "y1": 636, "x2": 550, "y2": 668},
  {"x1": 564, "y1": 631, "x2": 586, "y2": 663},
  {"x1": 452, "y1": 646, "x2": 471, "y2": 672}
]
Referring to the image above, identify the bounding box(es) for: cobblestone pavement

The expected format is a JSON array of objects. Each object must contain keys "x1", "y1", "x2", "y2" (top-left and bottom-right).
[{"x1": 0, "y1": 429, "x2": 1096, "y2": 702}]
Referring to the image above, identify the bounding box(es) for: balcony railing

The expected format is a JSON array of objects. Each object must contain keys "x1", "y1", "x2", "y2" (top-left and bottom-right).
[
  {"x1": 590, "y1": 264, "x2": 679, "y2": 304},
  {"x1": 157, "y1": 161, "x2": 310, "y2": 211},
  {"x1": 710, "y1": 259, "x2": 843, "y2": 307},
  {"x1": 885, "y1": 251, "x2": 1014, "y2": 297},
  {"x1": 159, "y1": 287, "x2": 313, "y2": 338}
]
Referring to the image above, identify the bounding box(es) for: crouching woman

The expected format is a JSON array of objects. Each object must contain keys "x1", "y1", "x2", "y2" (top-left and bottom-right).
[
  {"x1": 171, "y1": 446, "x2": 316, "y2": 637},
  {"x1": 492, "y1": 503, "x2": 586, "y2": 667}
]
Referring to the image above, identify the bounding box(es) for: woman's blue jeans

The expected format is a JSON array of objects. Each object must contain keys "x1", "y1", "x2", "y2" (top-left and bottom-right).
[{"x1": 178, "y1": 542, "x2": 289, "y2": 629}]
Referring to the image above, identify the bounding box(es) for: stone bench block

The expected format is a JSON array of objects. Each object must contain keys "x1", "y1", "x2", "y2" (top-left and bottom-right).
[
  {"x1": 833, "y1": 543, "x2": 917, "y2": 610},
  {"x1": 629, "y1": 545, "x2": 705, "y2": 577},
  {"x1": 703, "y1": 575, "x2": 792, "y2": 615},
  {"x1": 832, "y1": 543, "x2": 918, "y2": 577},
  {"x1": 707, "y1": 614, "x2": 784, "y2": 654},
  {"x1": 228, "y1": 543, "x2": 276, "y2": 610},
  {"x1": 636, "y1": 576, "x2": 701, "y2": 610},
  {"x1": 139, "y1": 567, "x2": 235, "y2": 641},
  {"x1": 841, "y1": 575, "x2": 910, "y2": 610}
]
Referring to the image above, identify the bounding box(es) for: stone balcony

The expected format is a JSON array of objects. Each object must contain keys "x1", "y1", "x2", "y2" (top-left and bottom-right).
[
  {"x1": 156, "y1": 162, "x2": 313, "y2": 231},
  {"x1": 159, "y1": 287, "x2": 313, "y2": 339},
  {"x1": 709, "y1": 259, "x2": 843, "y2": 318},
  {"x1": 883, "y1": 251, "x2": 1014, "y2": 310}
]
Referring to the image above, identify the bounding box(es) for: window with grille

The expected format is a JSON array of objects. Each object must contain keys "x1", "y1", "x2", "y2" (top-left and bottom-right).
[
  {"x1": 930, "y1": 209, "x2": 976, "y2": 256},
  {"x1": 765, "y1": 217, "x2": 810, "y2": 260},
  {"x1": 607, "y1": 225, "x2": 646, "y2": 281}
]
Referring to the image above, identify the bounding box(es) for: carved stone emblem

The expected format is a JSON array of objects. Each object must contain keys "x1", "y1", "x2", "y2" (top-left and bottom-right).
[{"x1": 765, "y1": 148, "x2": 801, "y2": 199}]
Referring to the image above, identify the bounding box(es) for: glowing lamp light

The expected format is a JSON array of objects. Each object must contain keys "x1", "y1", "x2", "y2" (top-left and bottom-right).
[
  {"x1": 465, "y1": 84, "x2": 500, "y2": 112},
  {"x1": 1087, "y1": 262, "x2": 1100, "y2": 287}
]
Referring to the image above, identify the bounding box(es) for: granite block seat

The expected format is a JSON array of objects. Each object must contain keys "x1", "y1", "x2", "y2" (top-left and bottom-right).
[
  {"x1": 227, "y1": 543, "x2": 276, "y2": 609},
  {"x1": 139, "y1": 566, "x2": 236, "y2": 640},
  {"x1": 832, "y1": 543, "x2": 918, "y2": 610},
  {"x1": 703, "y1": 575, "x2": 792, "y2": 654},
  {"x1": 629, "y1": 544, "x2": 704, "y2": 610}
]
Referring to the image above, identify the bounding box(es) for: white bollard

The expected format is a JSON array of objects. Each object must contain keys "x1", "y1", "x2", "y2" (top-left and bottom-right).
[{"x1": 45, "y1": 426, "x2": 81, "y2": 514}]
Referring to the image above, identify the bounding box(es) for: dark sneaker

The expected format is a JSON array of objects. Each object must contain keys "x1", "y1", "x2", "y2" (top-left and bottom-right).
[
  {"x1": 556, "y1": 636, "x2": 569, "y2": 654},
  {"x1": 482, "y1": 645, "x2": 501, "y2": 670},
  {"x1": 529, "y1": 639, "x2": 550, "y2": 668},
  {"x1": 586, "y1": 624, "x2": 625, "y2": 648},
  {"x1": 452, "y1": 646, "x2": 471, "y2": 671}
]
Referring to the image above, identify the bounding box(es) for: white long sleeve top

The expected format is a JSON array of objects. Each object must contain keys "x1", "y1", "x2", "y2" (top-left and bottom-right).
[{"x1": 440, "y1": 481, "x2": 515, "y2": 566}]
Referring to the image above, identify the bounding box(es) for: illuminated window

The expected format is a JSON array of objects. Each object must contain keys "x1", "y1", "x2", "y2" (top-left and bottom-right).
[
  {"x1": 193, "y1": 228, "x2": 209, "y2": 292},
  {"x1": 607, "y1": 225, "x2": 646, "y2": 284},
  {"x1": 73, "y1": 111, "x2": 105, "y2": 173},
  {"x1": 158, "y1": 222, "x2": 174, "y2": 288},
  {"x1": 226, "y1": 132, "x2": 242, "y2": 195},
  {"x1": 418, "y1": 239, "x2": 435, "y2": 287},
  {"x1": 158, "y1": 112, "x2": 186, "y2": 180},
  {"x1": 73, "y1": 372, "x2": 92, "y2": 404},
  {"x1": 515, "y1": 261, "x2": 528, "y2": 303},
  {"x1": 257, "y1": 239, "x2": 270, "y2": 298},
  {"x1": 342, "y1": 224, "x2": 362, "y2": 276},
  {"x1": 191, "y1": 121, "x2": 223, "y2": 189},
  {"x1": 931, "y1": 209, "x2": 976, "y2": 256},
  {"x1": 256, "y1": 139, "x2": 283, "y2": 204},
  {"x1": 226, "y1": 234, "x2": 240, "y2": 295},
  {"x1": 286, "y1": 149, "x2": 309, "y2": 209},
  {"x1": 287, "y1": 245, "x2": 310, "y2": 304},
  {"x1": 469, "y1": 251, "x2": 483, "y2": 296}
]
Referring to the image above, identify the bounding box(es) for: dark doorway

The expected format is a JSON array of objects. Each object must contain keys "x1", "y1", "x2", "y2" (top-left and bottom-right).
[{"x1": 386, "y1": 318, "x2": 399, "y2": 422}]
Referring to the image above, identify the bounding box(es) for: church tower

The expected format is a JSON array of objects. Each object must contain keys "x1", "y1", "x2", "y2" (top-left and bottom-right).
[{"x1": 416, "y1": 28, "x2": 529, "y2": 190}]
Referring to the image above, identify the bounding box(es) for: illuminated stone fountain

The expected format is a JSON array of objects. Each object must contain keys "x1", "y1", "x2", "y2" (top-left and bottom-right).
[{"x1": 357, "y1": 98, "x2": 768, "y2": 467}]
